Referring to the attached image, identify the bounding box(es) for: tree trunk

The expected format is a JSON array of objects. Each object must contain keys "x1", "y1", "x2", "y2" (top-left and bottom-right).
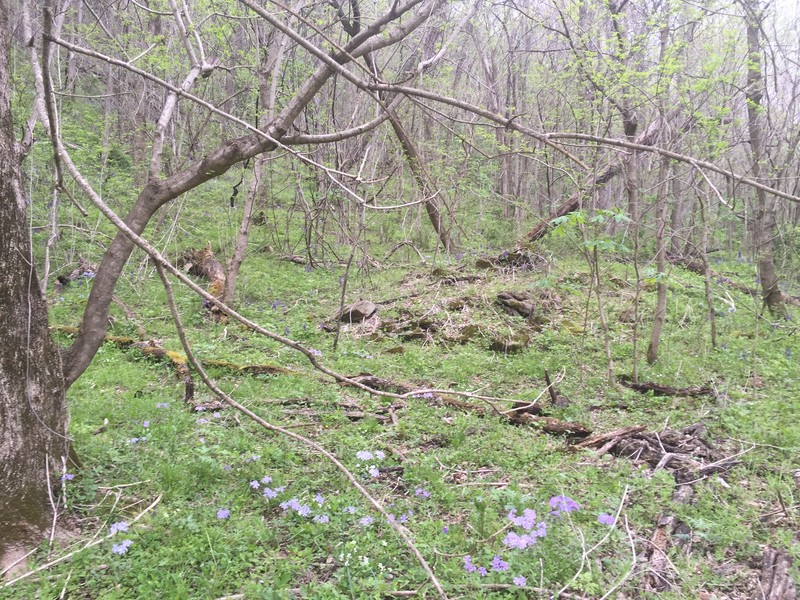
[
  {"x1": 0, "y1": 0, "x2": 69, "y2": 559},
  {"x1": 742, "y1": 0, "x2": 787, "y2": 317}
]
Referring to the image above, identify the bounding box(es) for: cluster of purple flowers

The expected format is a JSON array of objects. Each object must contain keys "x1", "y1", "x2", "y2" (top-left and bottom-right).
[
  {"x1": 280, "y1": 498, "x2": 312, "y2": 517},
  {"x1": 250, "y1": 475, "x2": 285, "y2": 499},
  {"x1": 216, "y1": 508, "x2": 230, "y2": 520},
  {"x1": 415, "y1": 487, "x2": 431, "y2": 498},
  {"x1": 260, "y1": 486, "x2": 330, "y2": 523},
  {"x1": 549, "y1": 495, "x2": 580, "y2": 516},
  {"x1": 386, "y1": 510, "x2": 414, "y2": 524},
  {"x1": 597, "y1": 512, "x2": 616, "y2": 526},
  {"x1": 355, "y1": 450, "x2": 385, "y2": 461},
  {"x1": 128, "y1": 436, "x2": 147, "y2": 444},
  {"x1": 502, "y1": 508, "x2": 548, "y2": 550},
  {"x1": 412, "y1": 391, "x2": 435, "y2": 399},
  {"x1": 355, "y1": 450, "x2": 386, "y2": 478},
  {"x1": 110, "y1": 521, "x2": 129, "y2": 535},
  {"x1": 463, "y1": 554, "x2": 513, "y2": 578},
  {"x1": 109, "y1": 521, "x2": 132, "y2": 556},
  {"x1": 112, "y1": 539, "x2": 133, "y2": 555}
]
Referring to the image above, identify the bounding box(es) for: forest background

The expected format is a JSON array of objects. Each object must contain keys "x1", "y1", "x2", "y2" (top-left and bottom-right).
[{"x1": 1, "y1": 0, "x2": 798, "y2": 597}]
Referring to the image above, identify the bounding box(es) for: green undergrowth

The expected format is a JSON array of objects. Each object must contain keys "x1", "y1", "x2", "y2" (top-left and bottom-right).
[{"x1": 8, "y1": 234, "x2": 800, "y2": 599}]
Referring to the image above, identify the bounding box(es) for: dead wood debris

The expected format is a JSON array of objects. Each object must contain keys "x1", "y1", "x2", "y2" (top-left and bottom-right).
[
  {"x1": 575, "y1": 423, "x2": 765, "y2": 594},
  {"x1": 53, "y1": 327, "x2": 286, "y2": 408},
  {"x1": 756, "y1": 546, "x2": 797, "y2": 600},
  {"x1": 340, "y1": 373, "x2": 591, "y2": 438},
  {"x1": 618, "y1": 375, "x2": 714, "y2": 397}
]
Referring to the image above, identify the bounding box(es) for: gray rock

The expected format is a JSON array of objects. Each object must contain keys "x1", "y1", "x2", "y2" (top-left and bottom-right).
[{"x1": 339, "y1": 301, "x2": 378, "y2": 323}]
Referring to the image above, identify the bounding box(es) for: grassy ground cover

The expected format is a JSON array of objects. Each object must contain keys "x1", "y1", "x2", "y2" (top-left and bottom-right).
[{"x1": 5, "y1": 205, "x2": 799, "y2": 599}]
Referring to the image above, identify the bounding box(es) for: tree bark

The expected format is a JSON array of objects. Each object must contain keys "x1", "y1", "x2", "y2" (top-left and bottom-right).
[
  {"x1": 742, "y1": 0, "x2": 787, "y2": 318},
  {"x1": 0, "y1": 0, "x2": 69, "y2": 558}
]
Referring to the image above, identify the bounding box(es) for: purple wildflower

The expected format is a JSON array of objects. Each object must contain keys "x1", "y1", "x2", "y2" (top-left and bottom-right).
[
  {"x1": 549, "y1": 495, "x2": 579, "y2": 515},
  {"x1": 296, "y1": 504, "x2": 312, "y2": 517},
  {"x1": 263, "y1": 487, "x2": 278, "y2": 499},
  {"x1": 261, "y1": 476, "x2": 273, "y2": 484},
  {"x1": 343, "y1": 506, "x2": 357, "y2": 514},
  {"x1": 280, "y1": 498, "x2": 301, "y2": 511},
  {"x1": 156, "y1": 402, "x2": 169, "y2": 408},
  {"x1": 442, "y1": 526, "x2": 449, "y2": 533},
  {"x1": 598, "y1": 512, "x2": 616, "y2": 526},
  {"x1": 212, "y1": 412, "x2": 221, "y2": 419},
  {"x1": 309, "y1": 348, "x2": 322, "y2": 357},
  {"x1": 513, "y1": 575, "x2": 527, "y2": 587},
  {"x1": 109, "y1": 521, "x2": 129, "y2": 535},
  {"x1": 356, "y1": 450, "x2": 374, "y2": 461},
  {"x1": 216, "y1": 509, "x2": 230, "y2": 520},
  {"x1": 502, "y1": 531, "x2": 536, "y2": 549},
  {"x1": 314, "y1": 493, "x2": 325, "y2": 506},
  {"x1": 112, "y1": 539, "x2": 133, "y2": 555},
  {"x1": 367, "y1": 466, "x2": 380, "y2": 478},
  {"x1": 508, "y1": 508, "x2": 538, "y2": 530},
  {"x1": 491, "y1": 555, "x2": 509, "y2": 572},
  {"x1": 386, "y1": 513, "x2": 396, "y2": 523},
  {"x1": 313, "y1": 514, "x2": 330, "y2": 524},
  {"x1": 274, "y1": 485, "x2": 286, "y2": 493},
  {"x1": 374, "y1": 450, "x2": 385, "y2": 460},
  {"x1": 61, "y1": 473, "x2": 75, "y2": 482},
  {"x1": 358, "y1": 516, "x2": 374, "y2": 527},
  {"x1": 415, "y1": 487, "x2": 431, "y2": 498},
  {"x1": 478, "y1": 566, "x2": 488, "y2": 577},
  {"x1": 463, "y1": 555, "x2": 477, "y2": 573},
  {"x1": 250, "y1": 480, "x2": 260, "y2": 489}
]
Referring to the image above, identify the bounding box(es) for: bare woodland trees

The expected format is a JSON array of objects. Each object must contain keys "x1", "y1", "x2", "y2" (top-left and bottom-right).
[{"x1": 2, "y1": 0, "x2": 799, "y2": 559}]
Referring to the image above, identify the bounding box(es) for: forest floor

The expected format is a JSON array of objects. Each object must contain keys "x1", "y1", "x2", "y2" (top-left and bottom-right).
[{"x1": 4, "y1": 244, "x2": 799, "y2": 599}]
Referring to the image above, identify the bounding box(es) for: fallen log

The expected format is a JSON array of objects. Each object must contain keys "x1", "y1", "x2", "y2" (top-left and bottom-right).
[{"x1": 618, "y1": 375, "x2": 714, "y2": 397}]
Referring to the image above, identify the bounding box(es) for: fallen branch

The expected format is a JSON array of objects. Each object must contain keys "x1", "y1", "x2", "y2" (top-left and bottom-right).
[{"x1": 618, "y1": 376, "x2": 713, "y2": 397}]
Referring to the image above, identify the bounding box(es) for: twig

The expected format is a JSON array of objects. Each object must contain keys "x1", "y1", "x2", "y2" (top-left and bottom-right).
[
  {"x1": 544, "y1": 369, "x2": 559, "y2": 405},
  {"x1": 45, "y1": 455, "x2": 58, "y2": 550}
]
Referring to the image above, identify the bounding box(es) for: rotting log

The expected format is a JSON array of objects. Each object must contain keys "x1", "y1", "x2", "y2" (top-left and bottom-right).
[{"x1": 756, "y1": 546, "x2": 797, "y2": 600}]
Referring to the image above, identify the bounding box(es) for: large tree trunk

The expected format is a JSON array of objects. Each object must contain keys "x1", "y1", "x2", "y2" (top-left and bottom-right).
[{"x1": 0, "y1": 0, "x2": 69, "y2": 559}]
